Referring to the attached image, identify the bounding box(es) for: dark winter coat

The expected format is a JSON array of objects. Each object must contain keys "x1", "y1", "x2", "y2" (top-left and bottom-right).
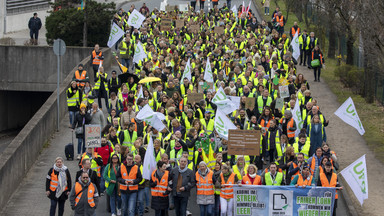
[{"x1": 46, "y1": 167, "x2": 72, "y2": 201}]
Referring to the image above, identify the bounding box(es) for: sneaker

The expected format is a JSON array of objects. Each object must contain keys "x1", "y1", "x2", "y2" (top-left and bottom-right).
[
  {"x1": 112, "y1": 214, "x2": 117, "y2": 216},
  {"x1": 268, "y1": 13, "x2": 270, "y2": 15},
  {"x1": 264, "y1": 13, "x2": 266, "y2": 15},
  {"x1": 77, "y1": 155, "x2": 81, "y2": 160},
  {"x1": 187, "y1": 210, "x2": 192, "y2": 216},
  {"x1": 145, "y1": 207, "x2": 149, "y2": 213},
  {"x1": 100, "y1": 192, "x2": 104, "y2": 196},
  {"x1": 117, "y1": 209, "x2": 122, "y2": 215}
]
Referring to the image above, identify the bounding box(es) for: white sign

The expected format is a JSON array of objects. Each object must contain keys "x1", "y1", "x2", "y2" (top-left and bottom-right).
[
  {"x1": 181, "y1": 58, "x2": 192, "y2": 84},
  {"x1": 160, "y1": 2, "x2": 166, "y2": 11},
  {"x1": 334, "y1": 97, "x2": 365, "y2": 135},
  {"x1": 279, "y1": 85, "x2": 290, "y2": 98},
  {"x1": 107, "y1": 23, "x2": 125, "y2": 48},
  {"x1": 340, "y1": 155, "x2": 368, "y2": 206},
  {"x1": 136, "y1": 105, "x2": 166, "y2": 132},
  {"x1": 291, "y1": 32, "x2": 300, "y2": 61},
  {"x1": 143, "y1": 137, "x2": 157, "y2": 180},
  {"x1": 212, "y1": 86, "x2": 237, "y2": 114},
  {"x1": 214, "y1": 109, "x2": 237, "y2": 140},
  {"x1": 85, "y1": 125, "x2": 101, "y2": 148},
  {"x1": 127, "y1": 9, "x2": 146, "y2": 29},
  {"x1": 133, "y1": 42, "x2": 147, "y2": 64},
  {"x1": 179, "y1": 4, "x2": 189, "y2": 12},
  {"x1": 228, "y1": 96, "x2": 241, "y2": 109},
  {"x1": 292, "y1": 98, "x2": 303, "y2": 137},
  {"x1": 204, "y1": 58, "x2": 214, "y2": 82}
]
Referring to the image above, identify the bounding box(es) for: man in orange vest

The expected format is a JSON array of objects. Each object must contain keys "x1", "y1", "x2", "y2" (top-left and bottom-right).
[
  {"x1": 289, "y1": 22, "x2": 301, "y2": 39},
  {"x1": 290, "y1": 164, "x2": 315, "y2": 187},
  {"x1": 280, "y1": 110, "x2": 296, "y2": 144},
  {"x1": 72, "y1": 64, "x2": 89, "y2": 88},
  {"x1": 318, "y1": 162, "x2": 342, "y2": 216},
  {"x1": 69, "y1": 172, "x2": 99, "y2": 215},
  {"x1": 273, "y1": 11, "x2": 286, "y2": 35},
  {"x1": 90, "y1": 44, "x2": 104, "y2": 81},
  {"x1": 117, "y1": 153, "x2": 142, "y2": 216}
]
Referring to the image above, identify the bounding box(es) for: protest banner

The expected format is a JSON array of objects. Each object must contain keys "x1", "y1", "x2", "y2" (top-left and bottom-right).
[
  {"x1": 161, "y1": 18, "x2": 173, "y2": 31},
  {"x1": 214, "y1": 26, "x2": 225, "y2": 34},
  {"x1": 198, "y1": 81, "x2": 214, "y2": 93},
  {"x1": 279, "y1": 85, "x2": 290, "y2": 98},
  {"x1": 228, "y1": 129, "x2": 260, "y2": 155},
  {"x1": 245, "y1": 97, "x2": 255, "y2": 110},
  {"x1": 233, "y1": 185, "x2": 336, "y2": 216},
  {"x1": 190, "y1": 25, "x2": 200, "y2": 32},
  {"x1": 176, "y1": 19, "x2": 184, "y2": 28},
  {"x1": 188, "y1": 93, "x2": 204, "y2": 103},
  {"x1": 166, "y1": 5, "x2": 175, "y2": 12},
  {"x1": 276, "y1": 98, "x2": 285, "y2": 110},
  {"x1": 179, "y1": 4, "x2": 188, "y2": 12},
  {"x1": 85, "y1": 125, "x2": 101, "y2": 148}
]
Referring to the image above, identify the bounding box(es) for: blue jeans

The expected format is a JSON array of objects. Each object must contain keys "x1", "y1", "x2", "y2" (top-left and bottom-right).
[
  {"x1": 227, "y1": 0, "x2": 231, "y2": 9},
  {"x1": 144, "y1": 186, "x2": 150, "y2": 207},
  {"x1": 50, "y1": 199, "x2": 65, "y2": 216},
  {"x1": 121, "y1": 192, "x2": 137, "y2": 216},
  {"x1": 174, "y1": 196, "x2": 188, "y2": 216},
  {"x1": 200, "y1": 204, "x2": 214, "y2": 216},
  {"x1": 110, "y1": 186, "x2": 122, "y2": 214},
  {"x1": 77, "y1": 137, "x2": 85, "y2": 155},
  {"x1": 69, "y1": 111, "x2": 75, "y2": 126},
  {"x1": 100, "y1": 165, "x2": 106, "y2": 193},
  {"x1": 214, "y1": 195, "x2": 220, "y2": 216},
  {"x1": 136, "y1": 188, "x2": 145, "y2": 216},
  {"x1": 121, "y1": 58, "x2": 130, "y2": 68},
  {"x1": 265, "y1": 7, "x2": 270, "y2": 14}
]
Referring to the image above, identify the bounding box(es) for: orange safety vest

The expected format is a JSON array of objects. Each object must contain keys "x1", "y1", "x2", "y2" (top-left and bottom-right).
[
  {"x1": 291, "y1": 27, "x2": 300, "y2": 36},
  {"x1": 74, "y1": 182, "x2": 96, "y2": 207},
  {"x1": 285, "y1": 118, "x2": 295, "y2": 138},
  {"x1": 196, "y1": 170, "x2": 215, "y2": 196},
  {"x1": 151, "y1": 169, "x2": 169, "y2": 197},
  {"x1": 220, "y1": 172, "x2": 236, "y2": 199},
  {"x1": 49, "y1": 169, "x2": 68, "y2": 191},
  {"x1": 276, "y1": 16, "x2": 284, "y2": 27},
  {"x1": 120, "y1": 164, "x2": 139, "y2": 191},
  {"x1": 75, "y1": 70, "x2": 87, "y2": 87},
  {"x1": 320, "y1": 172, "x2": 338, "y2": 199},
  {"x1": 260, "y1": 118, "x2": 273, "y2": 136},
  {"x1": 242, "y1": 175, "x2": 261, "y2": 185},
  {"x1": 92, "y1": 50, "x2": 103, "y2": 65},
  {"x1": 291, "y1": 162, "x2": 301, "y2": 180},
  {"x1": 312, "y1": 52, "x2": 323, "y2": 64},
  {"x1": 297, "y1": 174, "x2": 313, "y2": 186}
]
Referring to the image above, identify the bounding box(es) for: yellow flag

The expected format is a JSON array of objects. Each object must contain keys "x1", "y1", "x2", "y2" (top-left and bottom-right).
[
  {"x1": 207, "y1": 144, "x2": 215, "y2": 170},
  {"x1": 116, "y1": 57, "x2": 128, "y2": 73}
]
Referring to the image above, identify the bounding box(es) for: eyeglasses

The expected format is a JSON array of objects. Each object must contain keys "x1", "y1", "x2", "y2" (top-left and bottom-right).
[{"x1": 82, "y1": 177, "x2": 89, "y2": 179}]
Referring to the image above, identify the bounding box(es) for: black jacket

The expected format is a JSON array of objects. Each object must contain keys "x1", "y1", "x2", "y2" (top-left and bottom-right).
[
  {"x1": 46, "y1": 168, "x2": 72, "y2": 201},
  {"x1": 28, "y1": 17, "x2": 42, "y2": 30},
  {"x1": 72, "y1": 112, "x2": 92, "y2": 138}
]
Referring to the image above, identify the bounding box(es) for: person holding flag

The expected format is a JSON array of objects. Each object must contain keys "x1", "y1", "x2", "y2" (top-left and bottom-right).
[{"x1": 318, "y1": 162, "x2": 342, "y2": 216}]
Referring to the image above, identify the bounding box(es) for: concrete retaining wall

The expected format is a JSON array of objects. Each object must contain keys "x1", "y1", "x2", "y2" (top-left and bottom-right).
[
  {"x1": 0, "y1": 47, "x2": 111, "y2": 211},
  {"x1": 0, "y1": 45, "x2": 93, "y2": 92}
]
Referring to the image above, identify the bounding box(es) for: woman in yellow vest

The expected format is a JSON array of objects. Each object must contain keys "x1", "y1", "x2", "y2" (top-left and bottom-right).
[
  {"x1": 216, "y1": 164, "x2": 239, "y2": 216},
  {"x1": 232, "y1": 155, "x2": 249, "y2": 181},
  {"x1": 103, "y1": 153, "x2": 122, "y2": 216},
  {"x1": 46, "y1": 157, "x2": 72, "y2": 216}
]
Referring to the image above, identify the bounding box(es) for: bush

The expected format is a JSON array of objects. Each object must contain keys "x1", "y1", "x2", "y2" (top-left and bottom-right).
[
  {"x1": 45, "y1": 0, "x2": 115, "y2": 46},
  {"x1": 334, "y1": 64, "x2": 364, "y2": 94}
]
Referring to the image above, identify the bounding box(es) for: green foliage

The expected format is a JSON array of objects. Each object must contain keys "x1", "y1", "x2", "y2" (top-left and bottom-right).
[
  {"x1": 334, "y1": 64, "x2": 364, "y2": 94},
  {"x1": 45, "y1": 0, "x2": 116, "y2": 46}
]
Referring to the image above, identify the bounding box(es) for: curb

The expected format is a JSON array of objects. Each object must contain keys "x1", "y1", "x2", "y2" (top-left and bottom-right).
[{"x1": 339, "y1": 175, "x2": 359, "y2": 216}]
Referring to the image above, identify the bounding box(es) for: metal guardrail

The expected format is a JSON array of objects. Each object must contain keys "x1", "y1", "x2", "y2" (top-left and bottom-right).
[{"x1": 6, "y1": 0, "x2": 50, "y2": 14}]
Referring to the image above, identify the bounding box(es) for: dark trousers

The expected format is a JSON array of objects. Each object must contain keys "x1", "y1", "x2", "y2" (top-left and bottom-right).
[
  {"x1": 97, "y1": 89, "x2": 109, "y2": 109},
  {"x1": 155, "y1": 209, "x2": 168, "y2": 216},
  {"x1": 191, "y1": 1, "x2": 196, "y2": 11},
  {"x1": 30, "y1": 29, "x2": 39, "y2": 39},
  {"x1": 268, "y1": 148, "x2": 276, "y2": 162},
  {"x1": 313, "y1": 67, "x2": 321, "y2": 80},
  {"x1": 200, "y1": 1, "x2": 205, "y2": 10},
  {"x1": 307, "y1": 51, "x2": 313, "y2": 67},
  {"x1": 174, "y1": 195, "x2": 188, "y2": 216},
  {"x1": 92, "y1": 65, "x2": 99, "y2": 82},
  {"x1": 300, "y1": 49, "x2": 306, "y2": 65},
  {"x1": 50, "y1": 199, "x2": 65, "y2": 216}
]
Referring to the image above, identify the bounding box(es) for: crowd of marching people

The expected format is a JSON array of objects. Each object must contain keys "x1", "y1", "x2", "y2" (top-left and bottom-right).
[{"x1": 49, "y1": 1, "x2": 342, "y2": 216}]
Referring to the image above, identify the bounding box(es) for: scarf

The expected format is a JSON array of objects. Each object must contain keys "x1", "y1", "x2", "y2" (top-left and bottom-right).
[
  {"x1": 53, "y1": 164, "x2": 68, "y2": 198},
  {"x1": 249, "y1": 173, "x2": 256, "y2": 178},
  {"x1": 178, "y1": 165, "x2": 188, "y2": 173},
  {"x1": 174, "y1": 146, "x2": 182, "y2": 151},
  {"x1": 156, "y1": 169, "x2": 165, "y2": 179}
]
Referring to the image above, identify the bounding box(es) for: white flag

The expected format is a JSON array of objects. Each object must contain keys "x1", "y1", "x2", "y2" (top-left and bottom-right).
[
  {"x1": 142, "y1": 137, "x2": 157, "y2": 180},
  {"x1": 127, "y1": 9, "x2": 146, "y2": 29},
  {"x1": 204, "y1": 58, "x2": 214, "y2": 82},
  {"x1": 228, "y1": 96, "x2": 241, "y2": 110},
  {"x1": 340, "y1": 155, "x2": 368, "y2": 206},
  {"x1": 137, "y1": 86, "x2": 143, "y2": 99},
  {"x1": 133, "y1": 42, "x2": 147, "y2": 64},
  {"x1": 231, "y1": 5, "x2": 237, "y2": 16},
  {"x1": 215, "y1": 109, "x2": 237, "y2": 140},
  {"x1": 292, "y1": 98, "x2": 303, "y2": 137},
  {"x1": 136, "y1": 105, "x2": 166, "y2": 132},
  {"x1": 334, "y1": 97, "x2": 365, "y2": 135},
  {"x1": 291, "y1": 31, "x2": 300, "y2": 61},
  {"x1": 107, "y1": 22, "x2": 125, "y2": 48},
  {"x1": 212, "y1": 86, "x2": 237, "y2": 114},
  {"x1": 181, "y1": 58, "x2": 192, "y2": 84}
]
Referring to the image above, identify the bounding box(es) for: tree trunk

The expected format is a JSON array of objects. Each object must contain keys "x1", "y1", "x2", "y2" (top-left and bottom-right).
[
  {"x1": 346, "y1": 30, "x2": 355, "y2": 65},
  {"x1": 327, "y1": 12, "x2": 336, "y2": 59},
  {"x1": 83, "y1": 6, "x2": 87, "y2": 47},
  {"x1": 294, "y1": 0, "x2": 303, "y2": 22},
  {"x1": 303, "y1": 0, "x2": 309, "y2": 28},
  {"x1": 362, "y1": 37, "x2": 376, "y2": 103}
]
